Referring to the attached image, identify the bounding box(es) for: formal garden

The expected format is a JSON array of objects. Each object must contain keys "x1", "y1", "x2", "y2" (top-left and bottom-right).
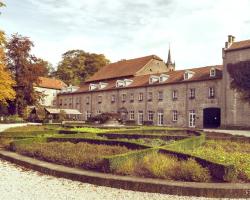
[{"x1": 0, "y1": 124, "x2": 249, "y2": 184}]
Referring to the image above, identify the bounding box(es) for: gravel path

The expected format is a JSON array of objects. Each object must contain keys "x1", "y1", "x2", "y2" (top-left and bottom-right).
[
  {"x1": 0, "y1": 124, "x2": 248, "y2": 200},
  {"x1": 204, "y1": 129, "x2": 250, "y2": 137}
]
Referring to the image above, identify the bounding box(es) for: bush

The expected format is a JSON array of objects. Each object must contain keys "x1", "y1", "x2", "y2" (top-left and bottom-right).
[
  {"x1": 13, "y1": 141, "x2": 132, "y2": 170},
  {"x1": 143, "y1": 121, "x2": 153, "y2": 126},
  {"x1": 1, "y1": 115, "x2": 24, "y2": 123},
  {"x1": 112, "y1": 152, "x2": 211, "y2": 182},
  {"x1": 87, "y1": 113, "x2": 121, "y2": 124}
]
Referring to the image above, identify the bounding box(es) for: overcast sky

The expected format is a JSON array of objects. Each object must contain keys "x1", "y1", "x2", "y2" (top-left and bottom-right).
[{"x1": 1, "y1": 0, "x2": 250, "y2": 69}]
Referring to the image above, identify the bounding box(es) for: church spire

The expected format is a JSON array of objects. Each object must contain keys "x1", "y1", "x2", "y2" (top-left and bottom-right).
[
  {"x1": 166, "y1": 45, "x2": 175, "y2": 71},
  {"x1": 167, "y1": 47, "x2": 172, "y2": 65}
]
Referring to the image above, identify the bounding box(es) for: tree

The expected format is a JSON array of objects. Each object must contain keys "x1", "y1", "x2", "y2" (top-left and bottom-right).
[
  {"x1": 55, "y1": 50, "x2": 110, "y2": 85},
  {"x1": 6, "y1": 34, "x2": 48, "y2": 116},
  {"x1": 227, "y1": 61, "x2": 250, "y2": 102},
  {"x1": 0, "y1": 2, "x2": 15, "y2": 106}
]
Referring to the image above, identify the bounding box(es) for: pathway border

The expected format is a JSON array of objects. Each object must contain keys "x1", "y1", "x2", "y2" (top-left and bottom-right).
[{"x1": 0, "y1": 150, "x2": 249, "y2": 198}]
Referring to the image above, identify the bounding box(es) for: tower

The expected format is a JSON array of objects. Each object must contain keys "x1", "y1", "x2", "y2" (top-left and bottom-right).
[{"x1": 166, "y1": 46, "x2": 175, "y2": 71}]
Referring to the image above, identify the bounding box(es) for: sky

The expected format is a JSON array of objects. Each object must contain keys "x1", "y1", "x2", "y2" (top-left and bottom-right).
[{"x1": 1, "y1": 0, "x2": 250, "y2": 70}]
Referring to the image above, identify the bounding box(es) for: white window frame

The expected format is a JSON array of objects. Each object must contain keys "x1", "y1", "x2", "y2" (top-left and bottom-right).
[
  {"x1": 148, "y1": 111, "x2": 154, "y2": 121},
  {"x1": 130, "y1": 93, "x2": 134, "y2": 102},
  {"x1": 158, "y1": 91, "x2": 163, "y2": 101},
  {"x1": 111, "y1": 95, "x2": 116, "y2": 103},
  {"x1": 148, "y1": 92, "x2": 153, "y2": 101},
  {"x1": 208, "y1": 87, "x2": 215, "y2": 98},
  {"x1": 130, "y1": 111, "x2": 135, "y2": 120},
  {"x1": 173, "y1": 110, "x2": 178, "y2": 122},
  {"x1": 122, "y1": 94, "x2": 126, "y2": 102},
  {"x1": 157, "y1": 111, "x2": 164, "y2": 126},
  {"x1": 190, "y1": 88, "x2": 195, "y2": 99},
  {"x1": 189, "y1": 110, "x2": 196, "y2": 128},
  {"x1": 138, "y1": 93, "x2": 143, "y2": 101},
  {"x1": 172, "y1": 90, "x2": 178, "y2": 100},
  {"x1": 98, "y1": 95, "x2": 102, "y2": 103},
  {"x1": 138, "y1": 111, "x2": 144, "y2": 125},
  {"x1": 210, "y1": 68, "x2": 216, "y2": 77}
]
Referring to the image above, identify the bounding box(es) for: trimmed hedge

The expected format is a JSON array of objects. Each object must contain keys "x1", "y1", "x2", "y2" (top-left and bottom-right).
[
  {"x1": 163, "y1": 133, "x2": 206, "y2": 151},
  {"x1": 102, "y1": 148, "x2": 159, "y2": 172},
  {"x1": 9, "y1": 138, "x2": 48, "y2": 151},
  {"x1": 47, "y1": 137, "x2": 152, "y2": 150}
]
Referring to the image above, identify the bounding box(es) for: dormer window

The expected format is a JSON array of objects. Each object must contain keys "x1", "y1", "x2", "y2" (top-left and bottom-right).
[
  {"x1": 184, "y1": 70, "x2": 195, "y2": 80},
  {"x1": 159, "y1": 74, "x2": 169, "y2": 83},
  {"x1": 124, "y1": 79, "x2": 133, "y2": 86},
  {"x1": 89, "y1": 83, "x2": 98, "y2": 91},
  {"x1": 98, "y1": 82, "x2": 108, "y2": 89},
  {"x1": 210, "y1": 68, "x2": 216, "y2": 77},
  {"x1": 116, "y1": 80, "x2": 125, "y2": 88},
  {"x1": 149, "y1": 75, "x2": 159, "y2": 84}
]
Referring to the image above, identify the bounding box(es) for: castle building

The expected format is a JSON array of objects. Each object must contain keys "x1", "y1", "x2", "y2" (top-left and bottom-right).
[{"x1": 57, "y1": 36, "x2": 250, "y2": 128}]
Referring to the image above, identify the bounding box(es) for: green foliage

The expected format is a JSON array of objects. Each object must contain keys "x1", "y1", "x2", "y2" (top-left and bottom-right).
[
  {"x1": 179, "y1": 140, "x2": 250, "y2": 182},
  {"x1": 87, "y1": 112, "x2": 121, "y2": 124},
  {"x1": 6, "y1": 34, "x2": 50, "y2": 116},
  {"x1": 112, "y1": 152, "x2": 211, "y2": 182},
  {"x1": 1, "y1": 115, "x2": 24, "y2": 123},
  {"x1": 227, "y1": 61, "x2": 250, "y2": 101},
  {"x1": 55, "y1": 50, "x2": 110, "y2": 85},
  {"x1": 13, "y1": 141, "x2": 131, "y2": 170},
  {"x1": 163, "y1": 133, "x2": 206, "y2": 151}
]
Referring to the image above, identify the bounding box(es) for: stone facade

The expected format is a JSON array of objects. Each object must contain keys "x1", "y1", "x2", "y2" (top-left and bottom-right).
[{"x1": 57, "y1": 37, "x2": 250, "y2": 128}]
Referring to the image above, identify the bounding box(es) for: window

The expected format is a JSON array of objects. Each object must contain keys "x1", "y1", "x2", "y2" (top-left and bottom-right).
[
  {"x1": 210, "y1": 68, "x2": 216, "y2": 77},
  {"x1": 147, "y1": 92, "x2": 153, "y2": 101},
  {"x1": 130, "y1": 93, "x2": 134, "y2": 102},
  {"x1": 148, "y1": 111, "x2": 154, "y2": 121},
  {"x1": 130, "y1": 111, "x2": 135, "y2": 120},
  {"x1": 96, "y1": 110, "x2": 102, "y2": 115},
  {"x1": 173, "y1": 110, "x2": 178, "y2": 122},
  {"x1": 86, "y1": 111, "x2": 91, "y2": 120},
  {"x1": 189, "y1": 88, "x2": 195, "y2": 99},
  {"x1": 116, "y1": 80, "x2": 125, "y2": 87},
  {"x1": 149, "y1": 75, "x2": 159, "y2": 84},
  {"x1": 172, "y1": 90, "x2": 178, "y2": 100},
  {"x1": 86, "y1": 96, "x2": 90, "y2": 105},
  {"x1": 189, "y1": 110, "x2": 196, "y2": 127},
  {"x1": 138, "y1": 93, "x2": 143, "y2": 101},
  {"x1": 59, "y1": 99, "x2": 62, "y2": 106},
  {"x1": 208, "y1": 87, "x2": 215, "y2": 98},
  {"x1": 89, "y1": 84, "x2": 98, "y2": 91},
  {"x1": 157, "y1": 111, "x2": 164, "y2": 126},
  {"x1": 184, "y1": 71, "x2": 195, "y2": 80},
  {"x1": 159, "y1": 74, "x2": 169, "y2": 83},
  {"x1": 138, "y1": 111, "x2": 144, "y2": 125},
  {"x1": 122, "y1": 94, "x2": 126, "y2": 102},
  {"x1": 111, "y1": 95, "x2": 116, "y2": 103},
  {"x1": 158, "y1": 91, "x2": 163, "y2": 101},
  {"x1": 98, "y1": 95, "x2": 102, "y2": 104}
]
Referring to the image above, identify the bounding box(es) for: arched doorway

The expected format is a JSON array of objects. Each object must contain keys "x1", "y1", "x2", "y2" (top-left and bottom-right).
[{"x1": 203, "y1": 108, "x2": 221, "y2": 128}]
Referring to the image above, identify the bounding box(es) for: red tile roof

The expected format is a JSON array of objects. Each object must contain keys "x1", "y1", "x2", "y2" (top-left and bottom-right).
[
  {"x1": 36, "y1": 77, "x2": 67, "y2": 90},
  {"x1": 60, "y1": 65, "x2": 222, "y2": 95},
  {"x1": 226, "y1": 39, "x2": 250, "y2": 51},
  {"x1": 85, "y1": 55, "x2": 162, "y2": 82}
]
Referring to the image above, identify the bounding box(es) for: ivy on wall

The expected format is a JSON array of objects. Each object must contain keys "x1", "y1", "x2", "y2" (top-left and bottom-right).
[{"x1": 227, "y1": 60, "x2": 250, "y2": 101}]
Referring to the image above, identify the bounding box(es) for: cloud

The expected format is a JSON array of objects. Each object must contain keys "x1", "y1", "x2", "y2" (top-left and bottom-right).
[{"x1": 1, "y1": 0, "x2": 250, "y2": 69}]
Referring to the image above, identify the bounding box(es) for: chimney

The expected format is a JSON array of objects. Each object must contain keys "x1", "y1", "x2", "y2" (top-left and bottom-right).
[{"x1": 226, "y1": 35, "x2": 235, "y2": 48}]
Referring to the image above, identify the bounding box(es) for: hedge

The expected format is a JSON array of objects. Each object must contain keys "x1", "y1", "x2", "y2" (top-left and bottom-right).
[
  {"x1": 9, "y1": 137, "x2": 48, "y2": 151},
  {"x1": 47, "y1": 137, "x2": 152, "y2": 150},
  {"x1": 102, "y1": 148, "x2": 159, "y2": 172},
  {"x1": 1, "y1": 130, "x2": 59, "y2": 138}
]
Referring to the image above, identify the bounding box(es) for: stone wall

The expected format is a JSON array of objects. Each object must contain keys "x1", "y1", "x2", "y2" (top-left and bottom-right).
[{"x1": 57, "y1": 79, "x2": 222, "y2": 128}]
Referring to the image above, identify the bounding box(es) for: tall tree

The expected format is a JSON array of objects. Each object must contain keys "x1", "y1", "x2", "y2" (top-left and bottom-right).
[
  {"x1": 56, "y1": 50, "x2": 110, "y2": 85},
  {"x1": 0, "y1": 31, "x2": 15, "y2": 105},
  {"x1": 6, "y1": 34, "x2": 48, "y2": 116},
  {"x1": 0, "y1": 2, "x2": 15, "y2": 112}
]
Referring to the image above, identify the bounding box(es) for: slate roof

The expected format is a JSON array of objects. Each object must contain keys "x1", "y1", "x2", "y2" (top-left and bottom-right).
[
  {"x1": 85, "y1": 55, "x2": 162, "y2": 82},
  {"x1": 36, "y1": 77, "x2": 67, "y2": 90}
]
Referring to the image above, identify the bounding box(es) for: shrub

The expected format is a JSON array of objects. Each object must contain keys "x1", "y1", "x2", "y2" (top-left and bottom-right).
[
  {"x1": 112, "y1": 152, "x2": 211, "y2": 182},
  {"x1": 14, "y1": 142, "x2": 132, "y2": 170}
]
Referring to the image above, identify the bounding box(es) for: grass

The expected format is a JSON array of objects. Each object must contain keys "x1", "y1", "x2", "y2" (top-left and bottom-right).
[
  {"x1": 14, "y1": 141, "x2": 132, "y2": 170},
  {"x1": 113, "y1": 152, "x2": 211, "y2": 182},
  {"x1": 4, "y1": 125, "x2": 61, "y2": 132},
  {"x1": 183, "y1": 140, "x2": 250, "y2": 182}
]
